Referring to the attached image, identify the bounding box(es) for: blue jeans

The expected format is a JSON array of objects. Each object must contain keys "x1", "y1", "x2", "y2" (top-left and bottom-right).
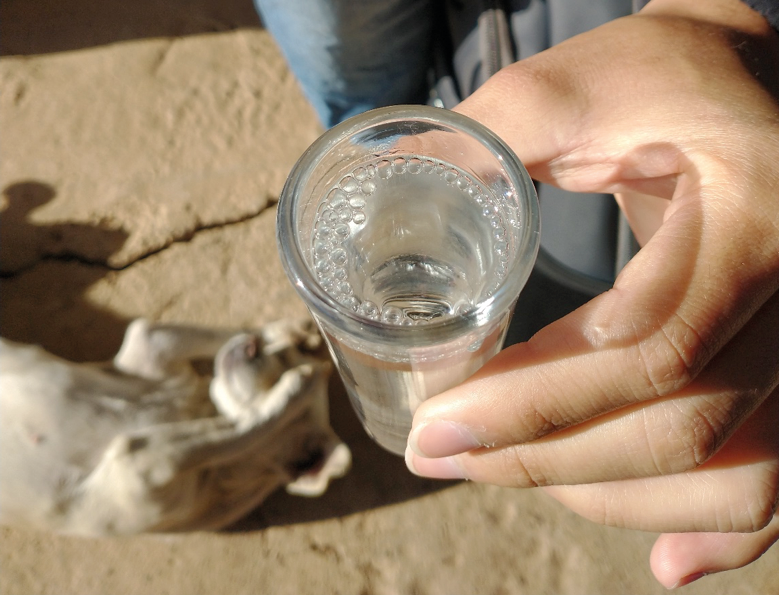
[
  {"x1": 255, "y1": 0, "x2": 633, "y2": 129},
  {"x1": 254, "y1": 0, "x2": 435, "y2": 128}
]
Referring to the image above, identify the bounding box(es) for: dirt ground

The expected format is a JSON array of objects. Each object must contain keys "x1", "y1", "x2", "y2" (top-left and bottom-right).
[{"x1": 2, "y1": 1, "x2": 778, "y2": 593}]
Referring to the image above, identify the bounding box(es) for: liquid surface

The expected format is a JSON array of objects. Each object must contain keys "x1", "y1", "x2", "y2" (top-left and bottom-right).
[{"x1": 310, "y1": 155, "x2": 514, "y2": 325}]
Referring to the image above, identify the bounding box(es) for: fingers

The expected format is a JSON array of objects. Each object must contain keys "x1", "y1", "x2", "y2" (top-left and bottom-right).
[
  {"x1": 541, "y1": 462, "x2": 778, "y2": 535},
  {"x1": 650, "y1": 514, "x2": 779, "y2": 589},
  {"x1": 406, "y1": 291, "x2": 779, "y2": 486},
  {"x1": 405, "y1": 394, "x2": 753, "y2": 487},
  {"x1": 527, "y1": 389, "x2": 779, "y2": 534}
]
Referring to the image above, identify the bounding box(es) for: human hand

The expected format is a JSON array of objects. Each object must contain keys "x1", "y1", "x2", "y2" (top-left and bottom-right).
[{"x1": 404, "y1": 0, "x2": 779, "y2": 587}]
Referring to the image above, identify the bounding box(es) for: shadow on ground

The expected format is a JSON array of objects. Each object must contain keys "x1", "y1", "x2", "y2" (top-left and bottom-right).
[
  {"x1": 0, "y1": 180, "x2": 130, "y2": 361},
  {"x1": 229, "y1": 373, "x2": 459, "y2": 531},
  {"x1": 0, "y1": 0, "x2": 262, "y2": 56}
]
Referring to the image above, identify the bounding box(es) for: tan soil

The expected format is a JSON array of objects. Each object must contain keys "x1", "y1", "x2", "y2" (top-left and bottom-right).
[{"x1": 2, "y1": 1, "x2": 777, "y2": 593}]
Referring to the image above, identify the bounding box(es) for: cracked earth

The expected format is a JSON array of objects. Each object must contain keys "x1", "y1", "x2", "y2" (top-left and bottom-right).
[
  {"x1": 2, "y1": 2, "x2": 778, "y2": 594},
  {"x1": 0, "y1": 21, "x2": 318, "y2": 362}
]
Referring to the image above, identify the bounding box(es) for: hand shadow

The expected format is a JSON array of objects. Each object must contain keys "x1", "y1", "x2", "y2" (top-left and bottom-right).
[{"x1": 1, "y1": 180, "x2": 130, "y2": 361}]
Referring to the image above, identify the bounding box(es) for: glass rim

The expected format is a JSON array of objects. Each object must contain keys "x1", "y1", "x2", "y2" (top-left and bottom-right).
[{"x1": 276, "y1": 105, "x2": 540, "y2": 345}]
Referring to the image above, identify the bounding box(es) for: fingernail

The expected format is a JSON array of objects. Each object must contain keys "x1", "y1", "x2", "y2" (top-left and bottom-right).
[
  {"x1": 670, "y1": 572, "x2": 707, "y2": 589},
  {"x1": 405, "y1": 446, "x2": 468, "y2": 480},
  {"x1": 408, "y1": 420, "x2": 482, "y2": 458}
]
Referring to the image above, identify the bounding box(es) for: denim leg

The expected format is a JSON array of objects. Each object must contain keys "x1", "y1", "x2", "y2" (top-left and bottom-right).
[{"x1": 255, "y1": 0, "x2": 435, "y2": 128}]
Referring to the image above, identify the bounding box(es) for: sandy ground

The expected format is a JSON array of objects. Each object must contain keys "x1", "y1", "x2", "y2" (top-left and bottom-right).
[{"x1": 2, "y1": 1, "x2": 778, "y2": 593}]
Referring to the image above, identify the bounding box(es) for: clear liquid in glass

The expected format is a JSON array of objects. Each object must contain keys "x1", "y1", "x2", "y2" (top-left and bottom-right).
[{"x1": 310, "y1": 154, "x2": 516, "y2": 454}]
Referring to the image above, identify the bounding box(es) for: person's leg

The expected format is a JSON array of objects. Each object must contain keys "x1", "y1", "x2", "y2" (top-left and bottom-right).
[{"x1": 255, "y1": 0, "x2": 435, "y2": 128}]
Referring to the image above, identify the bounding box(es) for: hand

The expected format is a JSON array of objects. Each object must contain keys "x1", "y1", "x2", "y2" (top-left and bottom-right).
[{"x1": 404, "y1": 0, "x2": 779, "y2": 587}]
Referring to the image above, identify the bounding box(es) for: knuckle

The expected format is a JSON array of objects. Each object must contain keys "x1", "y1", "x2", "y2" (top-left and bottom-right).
[
  {"x1": 516, "y1": 405, "x2": 570, "y2": 442},
  {"x1": 745, "y1": 470, "x2": 779, "y2": 532},
  {"x1": 720, "y1": 473, "x2": 779, "y2": 533},
  {"x1": 573, "y1": 487, "x2": 628, "y2": 529},
  {"x1": 489, "y1": 448, "x2": 546, "y2": 488},
  {"x1": 664, "y1": 403, "x2": 729, "y2": 472},
  {"x1": 637, "y1": 315, "x2": 707, "y2": 397}
]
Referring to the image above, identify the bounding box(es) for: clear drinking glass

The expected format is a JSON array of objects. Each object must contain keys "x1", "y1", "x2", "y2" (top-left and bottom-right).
[{"x1": 277, "y1": 105, "x2": 539, "y2": 455}]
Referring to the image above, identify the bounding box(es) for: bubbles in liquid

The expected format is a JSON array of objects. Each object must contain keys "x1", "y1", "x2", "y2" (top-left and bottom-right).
[
  {"x1": 340, "y1": 176, "x2": 359, "y2": 193},
  {"x1": 314, "y1": 241, "x2": 330, "y2": 257},
  {"x1": 330, "y1": 248, "x2": 347, "y2": 267},
  {"x1": 358, "y1": 300, "x2": 380, "y2": 319},
  {"x1": 329, "y1": 190, "x2": 347, "y2": 208},
  {"x1": 407, "y1": 158, "x2": 423, "y2": 174},
  {"x1": 311, "y1": 156, "x2": 514, "y2": 326},
  {"x1": 339, "y1": 295, "x2": 359, "y2": 310},
  {"x1": 381, "y1": 306, "x2": 404, "y2": 324},
  {"x1": 444, "y1": 169, "x2": 458, "y2": 184},
  {"x1": 316, "y1": 226, "x2": 333, "y2": 241},
  {"x1": 320, "y1": 276, "x2": 335, "y2": 291},
  {"x1": 377, "y1": 160, "x2": 392, "y2": 179}
]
